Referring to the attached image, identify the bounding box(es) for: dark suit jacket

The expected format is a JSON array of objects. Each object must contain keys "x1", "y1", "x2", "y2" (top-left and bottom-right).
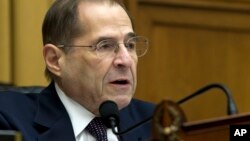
[{"x1": 0, "y1": 82, "x2": 155, "y2": 141}]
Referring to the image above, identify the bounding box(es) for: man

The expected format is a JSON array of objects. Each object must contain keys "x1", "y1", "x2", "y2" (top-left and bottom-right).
[{"x1": 0, "y1": 0, "x2": 155, "y2": 141}]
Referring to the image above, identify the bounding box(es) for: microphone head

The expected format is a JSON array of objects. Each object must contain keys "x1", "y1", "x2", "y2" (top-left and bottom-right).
[{"x1": 99, "y1": 100, "x2": 120, "y2": 128}]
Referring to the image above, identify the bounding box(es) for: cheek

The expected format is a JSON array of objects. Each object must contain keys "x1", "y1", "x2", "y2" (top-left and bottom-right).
[
  {"x1": 71, "y1": 54, "x2": 112, "y2": 88},
  {"x1": 59, "y1": 52, "x2": 96, "y2": 83}
]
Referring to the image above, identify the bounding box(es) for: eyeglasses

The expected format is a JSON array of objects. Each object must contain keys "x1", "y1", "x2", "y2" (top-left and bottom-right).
[{"x1": 57, "y1": 36, "x2": 149, "y2": 58}]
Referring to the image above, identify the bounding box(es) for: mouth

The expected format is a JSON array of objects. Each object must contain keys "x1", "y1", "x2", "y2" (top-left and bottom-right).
[
  {"x1": 110, "y1": 79, "x2": 130, "y2": 85},
  {"x1": 108, "y1": 78, "x2": 133, "y2": 94}
]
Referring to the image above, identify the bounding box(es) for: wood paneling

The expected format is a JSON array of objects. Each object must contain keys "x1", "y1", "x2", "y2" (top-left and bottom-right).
[
  {"x1": 0, "y1": 0, "x2": 12, "y2": 83},
  {"x1": 132, "y1": 0, "x2": 250, "y2": 121},
  {"x1": 12, "y1": 1, "x2": 52, "y2": 86}
]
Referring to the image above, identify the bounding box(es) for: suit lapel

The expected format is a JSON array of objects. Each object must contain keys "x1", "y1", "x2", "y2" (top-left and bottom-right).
[{"x1": 33, "y1": 82, "x2": 75, "y2": 141}]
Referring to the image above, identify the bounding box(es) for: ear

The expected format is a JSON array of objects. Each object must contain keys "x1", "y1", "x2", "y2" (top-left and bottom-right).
[{"x1": 43, "y1": 44, "x2": 63, "y2": 77}]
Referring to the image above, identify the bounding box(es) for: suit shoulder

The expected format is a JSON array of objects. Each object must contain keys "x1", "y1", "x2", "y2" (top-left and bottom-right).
[
  {"x1": 0, "y1": 91, "x2": 38, "y2": 110},
  {"x1": 0, "y1": 91, "x2": 38, "y2": 100},
  {"x1": 118, "y1": 99, "x2": 155, "y2": 140}
]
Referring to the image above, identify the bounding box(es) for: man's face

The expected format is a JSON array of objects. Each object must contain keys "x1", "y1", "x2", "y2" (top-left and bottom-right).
[{"x1": 58, "y1": 2, "x2": 137, "y2": 115}]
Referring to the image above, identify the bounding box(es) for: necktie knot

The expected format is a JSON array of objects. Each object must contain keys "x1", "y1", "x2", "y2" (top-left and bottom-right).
[{"x1": 86, "y1": 117, "x2": 108, "y2": 141}]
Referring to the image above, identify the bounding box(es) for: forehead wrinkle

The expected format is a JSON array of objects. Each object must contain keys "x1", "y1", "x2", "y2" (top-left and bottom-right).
[
  {"x1": 76, "y1": 2, "x2": 133, "y2": 44},
  {"x1": 77, "y1": 2, "x2": 132, "y2": 30}
]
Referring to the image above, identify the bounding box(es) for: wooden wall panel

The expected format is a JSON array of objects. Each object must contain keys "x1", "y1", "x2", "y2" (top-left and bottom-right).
[
  {"x1": 0, "y1": 0, "x2": 12, "y2": 83},
  {"x1": 12, "y1": 0, "x2": 53, "y2": 86},
  {"x1": 0, "y1": 0, "x2": 54, "y2": 86},
  {"x1": 133, "y1": 0, "x2": 250, "y2": 121}
]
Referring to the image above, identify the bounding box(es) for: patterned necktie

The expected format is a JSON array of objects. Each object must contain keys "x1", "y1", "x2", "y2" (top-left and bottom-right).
[{"x1": 86, "y1": 117, "x2": 108, "y2": 141}]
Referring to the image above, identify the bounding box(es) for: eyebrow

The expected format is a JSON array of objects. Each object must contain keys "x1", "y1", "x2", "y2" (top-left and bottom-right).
[
  {"x1": 126, "y1": 32, "x2": 137, "y2": 39},
  {"x1": 94, "y1": 32, "x2": 137, "y2": 44}
]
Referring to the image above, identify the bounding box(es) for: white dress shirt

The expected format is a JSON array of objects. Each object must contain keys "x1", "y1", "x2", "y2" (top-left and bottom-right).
[{"x1": 55, "y1": 83, "x2": 119, "y2": 141}]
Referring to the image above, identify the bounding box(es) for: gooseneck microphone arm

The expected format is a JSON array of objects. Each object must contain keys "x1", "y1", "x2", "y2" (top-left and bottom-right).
[
  {"x1": 100, "y1": 83, "x2": 238, "y2": 135},
  {"x1": 111, "y1": 116, "x2": 152, "y2": 135},
  {"x1": 176, "y1": 83, "x2": 238, "y2": 115}
]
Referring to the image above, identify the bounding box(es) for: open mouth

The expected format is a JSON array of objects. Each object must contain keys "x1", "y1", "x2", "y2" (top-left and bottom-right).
[{"x1": 110, "y1": 79, "x2": 129, "y2": 85}]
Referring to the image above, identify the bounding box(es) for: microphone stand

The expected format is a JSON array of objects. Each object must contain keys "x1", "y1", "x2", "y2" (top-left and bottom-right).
[
  {"x1": 106, "y1": 83, "x2": 238, "y2": 135},
  {"x1": 176, "y1": 83, "x2": 238, "y2": 115}
]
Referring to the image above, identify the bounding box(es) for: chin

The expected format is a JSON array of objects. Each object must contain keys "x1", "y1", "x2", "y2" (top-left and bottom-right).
[{"x1": 113, "y1": 96, "x2": 132, "y2": 110}]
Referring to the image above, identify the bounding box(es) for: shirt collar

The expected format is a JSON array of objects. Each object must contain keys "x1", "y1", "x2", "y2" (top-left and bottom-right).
[{"x1": 55, "y1": 82, "x2": 95, "y2": 138}]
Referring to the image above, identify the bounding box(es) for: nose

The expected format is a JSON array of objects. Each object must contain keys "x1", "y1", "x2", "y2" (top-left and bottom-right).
[{"x1": 113, "y1": 44, "x2": 134, "y2": 68}]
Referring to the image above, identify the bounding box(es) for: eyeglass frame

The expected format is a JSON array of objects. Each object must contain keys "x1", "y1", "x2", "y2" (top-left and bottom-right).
[{"x1": 56, "y1": 36, "x2": 149, "y2": 58}]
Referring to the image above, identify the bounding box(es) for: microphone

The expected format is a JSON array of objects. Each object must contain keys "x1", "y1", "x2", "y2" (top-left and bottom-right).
[
  {"x1": 176, "y1": 83, "x2": 238, "y2": 115},
  {"x1": 99, "y1": 100, "x2": 152, "y2": 135},
  {"x1": 99, "y1": 100, "x2": 119, "y2": 129}
]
